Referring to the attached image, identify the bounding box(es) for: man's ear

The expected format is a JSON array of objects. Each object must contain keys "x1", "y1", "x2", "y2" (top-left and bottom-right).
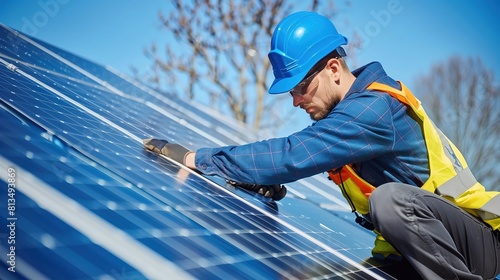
[{"x1": 326, "y1": 58, "x2": 341, "y2": 82}]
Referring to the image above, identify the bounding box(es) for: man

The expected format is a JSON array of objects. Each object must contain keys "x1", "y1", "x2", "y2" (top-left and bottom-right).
[{"x1": 144, "y1": 11, "x2": 500, "y2": 279}]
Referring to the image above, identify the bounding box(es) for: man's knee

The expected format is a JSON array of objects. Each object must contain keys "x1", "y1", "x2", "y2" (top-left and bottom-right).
[
  {"x1": 370, "y1": 183, "x2": 415, "y2": 229},
  {"x1": 370, "y1": 183, "x2": 401, "y2": 209}
]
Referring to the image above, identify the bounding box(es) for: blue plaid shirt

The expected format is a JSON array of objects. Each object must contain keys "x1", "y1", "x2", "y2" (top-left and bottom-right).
[{"x1": 195, "y1": 62, "x2": 430, "y2": 187}]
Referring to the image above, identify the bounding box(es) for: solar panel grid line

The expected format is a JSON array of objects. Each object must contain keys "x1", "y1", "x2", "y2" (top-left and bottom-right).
[
  {"x1": 138, "y1": 188, "x2": 349, "y2": 274},
  {"x1": 3, "y1": 25, "x2": 133, "y2": 102},
  {"x1": 166, "y1": 99, "x2": 255, "y2": 145},
  {"x1": 86, "y1": 207, "x2": 180, "y2": 234},
  {"x1": 98, "y1": 74, "x2": 251, "y2": 147},
  {"x1": 36, "y1": 66, "x2": 241, "y2": 148},
  {"x1": 298, "y1": 180, "x2": 351, "y2": 211},
  {"x1": 33, "y1": 233, "x2": 117, "y2": 277},
  {"x1": 0, "y1": 62, "x2": 143, "y2": 145},
  {"x1": 106, "y1": 66, "x2": 259, "y2": 143},
  {"x1": 148, "y1": 99, "x2": 251, "y2": 145},
  {"x1": 10, "y1": 154, "x2": 96, "y2": 197},
  {"x1": 314, "y1": 174, "x2": 344, "y2": 194},
  {"x1": 106, "y1": 66, "x2": 248, "y2": 145},
  {"x1": 195, "y1": 250, "x2": 326, "y2": 280},
  {"x1": 147, "y1": 173, "x2": 386, "y2": 279},
  {"x1": 138, "y1": 234, "x2": 242, "y2": 272},
  {"x1": 23, "y1": 36, "x2": 151, "y2": 99},
  {"x1": 282, "y1": 175, "x2": 352, "y2": 212},
  {"x1": 0, "y1": 87, "x2": 57, "y2": 141},
  {"x1": 146, "y1": 101, "x2": 229, "y2": 146},
  {"x1": 167, "y1": 236, "x2": 284, "y2": 274},
  {"x1": 0, "y1": 103, "x2": 29, "y2": 127},
  {"x1": 281, "y1": 185, "x2": 307, "y2": 199},
  {"x1": 0, "y1": 156, "x2": 196, "y2": 280},
  {"x1": 171, "y1": 208, "x2": 341, "y2": 273},
  {"x1": 137, "y1": 163, "x2": 382, "y2": 276},
  {"x1": 0, "y1": 67, "x2": 117, "y2": 146},
  {"x1": 1, "y1": 27, "x2": 99, "y2": 86},
  {"x1": 319, "y1": 223, "x2": 346, "y2": 238},
  {"x1": 2, "y1": 53, "x2": 238, "y2": 150},
  {"x1": 156, "y1": 181, "x2": 339, "y2": 245},
  {"x1": 0, "y1": 52, "x2": 110, "y2": 92}
]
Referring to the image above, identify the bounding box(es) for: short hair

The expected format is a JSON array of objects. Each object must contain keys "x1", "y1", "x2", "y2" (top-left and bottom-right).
[{"x1": 306, "y1": 47, "x2": 349, "y2": 76}]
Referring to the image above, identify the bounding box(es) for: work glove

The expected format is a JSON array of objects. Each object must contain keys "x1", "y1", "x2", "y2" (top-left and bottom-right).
[
  {"x1": 143, "y1": 138, "x2": 192, "y2": 164},
  {"x1": 371, "y1": 230, "x2": 402, "y2": 262},
  {"x1": 226, "y1": 179, "x2": 287, "y2": 201}
]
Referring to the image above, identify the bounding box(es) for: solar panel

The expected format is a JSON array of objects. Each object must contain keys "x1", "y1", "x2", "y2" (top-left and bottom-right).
[{"x1": 0, "y1": 23, "x2": 416, "y2": 279}]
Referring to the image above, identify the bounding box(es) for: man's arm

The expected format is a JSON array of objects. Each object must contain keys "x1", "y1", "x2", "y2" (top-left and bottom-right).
[
  {"x1": 143, "y1": 138, "x2": 287, "y2": 200},
  {"x1": 193, "y1": 92, "x2": 396, "y2": 185}
]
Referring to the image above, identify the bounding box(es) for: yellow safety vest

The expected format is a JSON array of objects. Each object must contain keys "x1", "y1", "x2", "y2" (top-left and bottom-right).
[{"x1": 328, "y1": 81, "x2": 500, "y2": 231}]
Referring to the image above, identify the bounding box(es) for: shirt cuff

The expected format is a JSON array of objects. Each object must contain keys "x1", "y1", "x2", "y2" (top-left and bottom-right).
[{"x1": 194, "y1": 147, "x2": 215, "y2": 174}]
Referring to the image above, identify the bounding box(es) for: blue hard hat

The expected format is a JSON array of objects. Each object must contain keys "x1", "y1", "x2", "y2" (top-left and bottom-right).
[{"x1": 268, "y1": 11, "x2": 348, "y2": 94}]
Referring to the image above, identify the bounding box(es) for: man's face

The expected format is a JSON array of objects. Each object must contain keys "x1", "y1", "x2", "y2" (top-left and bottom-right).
[{"x1": 289, "y1": 64, "x2": 342, "y2": 121}]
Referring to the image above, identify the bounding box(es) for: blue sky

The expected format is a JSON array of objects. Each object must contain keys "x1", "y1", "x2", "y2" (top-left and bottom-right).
[{"x1": 1, "y1": 0, "x2": 499, "y2": 136}]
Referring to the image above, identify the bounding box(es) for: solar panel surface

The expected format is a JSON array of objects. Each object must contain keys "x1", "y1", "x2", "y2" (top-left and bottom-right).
[{"x1": 0, "y1": 24, "x2": 419, "y2": 279}]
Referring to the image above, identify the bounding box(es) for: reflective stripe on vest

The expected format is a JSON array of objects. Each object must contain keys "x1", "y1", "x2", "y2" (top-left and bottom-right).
[
  {"x1": 328, "y1": 81, "x2": 500, "y2": 230},
  {"x1": 328, "y1": 165, "x2": 375, "y2": 214}
]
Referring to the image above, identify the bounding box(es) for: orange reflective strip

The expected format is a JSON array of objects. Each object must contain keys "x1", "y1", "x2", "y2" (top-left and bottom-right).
[
  {"x1": 328, "y1": 165, "x2": 376, "y2": 198},
  {"x1": 367, "y1": 82, "x2": 420, "y2": 109}
]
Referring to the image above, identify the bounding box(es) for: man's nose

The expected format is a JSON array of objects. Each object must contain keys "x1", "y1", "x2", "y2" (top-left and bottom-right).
[{"x1": 292, "y1": 94, "x2": 303, "y2": 107}]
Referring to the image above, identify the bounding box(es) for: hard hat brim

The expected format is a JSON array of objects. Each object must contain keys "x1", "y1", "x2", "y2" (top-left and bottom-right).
[{"x1": 268, "y1": 70, "x2": 308, "y2": 94}]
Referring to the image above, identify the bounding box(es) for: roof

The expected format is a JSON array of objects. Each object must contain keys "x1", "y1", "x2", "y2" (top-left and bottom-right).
[{"x1": 0, "y1": 23, "x2": 415, "y2": 279}]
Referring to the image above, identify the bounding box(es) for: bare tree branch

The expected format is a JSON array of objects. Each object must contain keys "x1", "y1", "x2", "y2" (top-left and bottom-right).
[
  {"x1": 414, "y1": 56, "x2": 500, "y2": 190},
  {"x1": 141, "y1": 0, "x2": 347, "y2": 133}
]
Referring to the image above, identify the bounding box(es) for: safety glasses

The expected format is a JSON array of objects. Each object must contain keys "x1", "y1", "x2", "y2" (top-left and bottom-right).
[
  {"x1": 289, "y1": 48, "x2": 346, "y2": 97},
  {"x1": 289, "y1": 69, "x2": 322, "y2": 97}
]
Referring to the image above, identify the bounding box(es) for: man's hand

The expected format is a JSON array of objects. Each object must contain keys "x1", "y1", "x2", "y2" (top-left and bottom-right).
[
  {"x1": 143, "y1": 138, "x2": 192, "y2": 165},
  {"x1": 226, "y1": 180, "x2": 287, "y2": 201}
]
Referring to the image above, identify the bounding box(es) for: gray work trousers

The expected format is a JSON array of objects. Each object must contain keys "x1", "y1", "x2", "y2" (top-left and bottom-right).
[{"x1": 369, "y1": 183, "x2": 500, "y2": 279}]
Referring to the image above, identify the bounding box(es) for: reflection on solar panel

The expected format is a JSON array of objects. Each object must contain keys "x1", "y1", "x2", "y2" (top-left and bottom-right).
[{"x1": 0, "y1": 24, "x2": 416, "y2": 279}]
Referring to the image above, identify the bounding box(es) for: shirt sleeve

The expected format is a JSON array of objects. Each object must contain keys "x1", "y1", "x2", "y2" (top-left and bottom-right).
[{"x1": 195, "y1": 91, "x2": 396, "y2": 185}]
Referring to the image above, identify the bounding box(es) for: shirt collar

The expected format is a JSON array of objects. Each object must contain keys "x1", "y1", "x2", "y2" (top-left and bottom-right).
[{"x1": 345, "y1": 61, "x2": 388, "y2": 97}]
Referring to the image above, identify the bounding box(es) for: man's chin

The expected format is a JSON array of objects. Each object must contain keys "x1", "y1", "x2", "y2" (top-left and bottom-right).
[
  {"x1": 309, "y1": 110, "x2": 329, "y2": 121},
  {"x1": 309, "y1": 113, "x2": 321, "y2": 121},
  {"x1": 310, "y1": 102, "x2": 337, "y2": 121},
  {"x1": 306, "y1": 111, "x2": 316, "y2": 121}
]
